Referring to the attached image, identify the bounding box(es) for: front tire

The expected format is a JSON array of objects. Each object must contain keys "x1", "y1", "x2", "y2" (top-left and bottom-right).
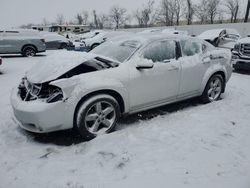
[
  {"x1": 22, "y1": 46, "x2": 36, "y2": 57},
  {"x1": 201, "y1": 74, "x2": 224, "y2": 103},
  {"x1": 75, "y1": 94, "x2": 120, "y2": 139}
]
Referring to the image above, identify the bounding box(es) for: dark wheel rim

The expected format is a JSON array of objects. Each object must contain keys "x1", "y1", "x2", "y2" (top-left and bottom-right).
[
  {"x1": 208, "y1": 77, "x2": 222, "y2": 101},
  {"x1": 25, "y1": 48, "x2": 35, "y2": 57},
  {"x1": 84, "y1": 101, "x2": 116, "y2": 135}
]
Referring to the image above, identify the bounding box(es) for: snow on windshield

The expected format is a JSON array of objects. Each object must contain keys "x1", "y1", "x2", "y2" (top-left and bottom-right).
[{"x1": 91, "y1": 40, "x2": 141, "y2": 62}]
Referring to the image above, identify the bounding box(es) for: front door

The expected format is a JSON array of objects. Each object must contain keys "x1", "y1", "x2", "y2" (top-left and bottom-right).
[{"x1": 129, "y1": 40, "x2": 181, "y2": 112}]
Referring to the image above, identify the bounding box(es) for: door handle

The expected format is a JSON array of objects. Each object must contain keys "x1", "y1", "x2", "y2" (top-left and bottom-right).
[
  {"x1": 168, "y1": 65, "x2": 179, "y2": 71},
  {"x1": 202, "y1": 57, "x2": 211, "y2": 64}
]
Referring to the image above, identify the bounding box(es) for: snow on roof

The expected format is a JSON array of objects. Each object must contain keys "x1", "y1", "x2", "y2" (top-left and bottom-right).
[
  {"x1": 39, "y1": 32, "x2": 69, "y2": 42},
  {"x1": 198, "y1": 29, "x2": 225, "y2": 40}
]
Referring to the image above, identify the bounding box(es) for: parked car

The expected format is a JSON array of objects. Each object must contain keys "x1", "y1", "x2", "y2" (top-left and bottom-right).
[
  {"x1": 40, "y1": 32, "x2": 72, "y2": 49},
  {"x1": 72, "y1": 39, "x2": 86, "y2": 51},
  {"x1": 82, "y1": 31, "x2": 130, "y2": 51},
  {"x1": 198, "y1": 28, "x2": 241, "y2": 49},
  {"x1": 232, "y1": 37, "x2": 250, "y2": 71},
  {"x1": 0, "y1": 30, "x2": 46, "y2": 57},
  {"x1": 11, "y1": 34, "x2": 232, "y2": 139},
  {"x1": 76, "y1": 30, "x2": 104, "y2": 40}
]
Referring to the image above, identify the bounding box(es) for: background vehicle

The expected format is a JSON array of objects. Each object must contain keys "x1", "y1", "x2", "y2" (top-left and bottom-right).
[
  {"x1": 81, "y1": 31, "x2": 131, "y2": 51},
  {"x1": 198, "y1": 28, "x2": 241, "y2": 49},
  {"x1": 0, "y1": 57, "x2": 2, "y2": 66},
  {"x1": 40, "y1": 32, "x2": 72, "y2": 49},
  {"x1": 0, "y1": 30, "x2": 46, "y2": 57},
  {"x1": 232, "y1": 37, "x2": 250, "y2": 71},
  {"x1": 11, "y1": 34, "x2": 232, "y2": 139}
]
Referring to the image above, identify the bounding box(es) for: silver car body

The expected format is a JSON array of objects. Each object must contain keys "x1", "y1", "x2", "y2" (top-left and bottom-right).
[
  {"x1": 0, "y1": 30, "x2": 46, "y2": 54},
  {"x1": 198, "y1": 28, "x2": 241, "y2": 49},
  {"x1": 11, "y1": 34, "x2": 232, "y2": 133}
]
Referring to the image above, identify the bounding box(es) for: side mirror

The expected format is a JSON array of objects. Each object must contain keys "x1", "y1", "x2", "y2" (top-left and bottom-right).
[{"x1": 136, "y1": 60, "x2": 154, "y2": 69}]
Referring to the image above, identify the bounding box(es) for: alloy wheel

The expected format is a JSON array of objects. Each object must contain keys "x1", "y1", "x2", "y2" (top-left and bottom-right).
[
  {"x1": 84, "y1": 101, "x2": 116, "y2": 135},
  {"x1": 207, "y1": 77, "x2": 222, "y2": 101}
]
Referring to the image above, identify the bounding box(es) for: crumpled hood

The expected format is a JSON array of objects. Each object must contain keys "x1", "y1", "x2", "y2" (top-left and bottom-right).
[{"x1": 27, "y1": 51, "x2": 96, "y2": 83}]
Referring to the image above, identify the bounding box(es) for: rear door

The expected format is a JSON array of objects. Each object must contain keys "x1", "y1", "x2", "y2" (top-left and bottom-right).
[
  {"x1": 4, "y1": 31, "x2": 23, "y2": 53},
  {"x1": 178, "y1": 39, "x2": 208, "y2": 98}
]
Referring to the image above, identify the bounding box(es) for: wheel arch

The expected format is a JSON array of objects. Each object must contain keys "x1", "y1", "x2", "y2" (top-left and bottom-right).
[
  {"x1": 73, "y1": 89, "x2": 126, "y2": 127},
  {"x1": 202, "y1": 70, "x2": 226, "y2": 94},
  {"x1": 21, "y1": 44, "x2": 38, "y2": 53}
]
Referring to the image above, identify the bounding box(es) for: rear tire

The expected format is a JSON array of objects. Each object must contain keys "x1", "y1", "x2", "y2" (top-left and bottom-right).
[
  {"x1": 59, "y1": 43, "x2": 68, "y2": 49},
  {"x1": 22, "y1": 46, "x2": 36, "y2": 57},
  {"x1": 75, "y1": 94, "x2": 120, "y2": 139},
  {"x1": 201, "y1": 74, "x2": 224, "y2": 103}
]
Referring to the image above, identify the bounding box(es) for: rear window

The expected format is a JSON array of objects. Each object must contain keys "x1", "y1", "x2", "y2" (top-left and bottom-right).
[
  {"x1": 180, "y1": 39, "x2": 202, "y2": 56},
  {"x1": 142, "y1": 40, "x2": 176, "y2": 63}
]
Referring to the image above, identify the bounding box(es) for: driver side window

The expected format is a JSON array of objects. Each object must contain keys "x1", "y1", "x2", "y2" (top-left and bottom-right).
[{"x1": 143, "y1": 40, "x2": 176, "y2": 63}]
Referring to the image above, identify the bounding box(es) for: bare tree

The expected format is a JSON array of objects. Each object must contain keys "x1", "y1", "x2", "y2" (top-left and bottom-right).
[
  {"x1": 82, "y1": 11, "x2": 89, "y2": 25},
  {"x1": 56, "y1": 14, "x2": 65, "y2": 25},
  {"x1": 195, "y1": 0, "x2": 209, "y2": 24},
  {"x1": 244, "y1": 0, "x2": 250, "y2": 22},
  {"x1": 225, "y1": 0, "x2": 239, "y2": 23},
  {"x1": 141, "y1": 0, "x2": 155, "y2": 27},
  {"x1": 42, "y1": 18, "x2": 49, "y2": 26},
  {"x1": 134, "y1": 0, "x2": 155, "y2": 27},
  {"x1": 185, "y1": 0, "x2": 194, "y2": 25},
  {"x1": 76, "y1": 11, "x2": 89, "y2": 25},
  {"x1": 93, "y1": 10, "x2": 99, "y2": 28},
  {"x1": 98, "y1": 14, "x2": 110, "y2": 29},
  {"x1": 173, "y1": 0, "x2": 182, "y2": 26},
  {"x1": 158, "y1": 0, "x2": 175, "y2": 26},
  {"x1": 207, "y1": 0, "x2": 220, "y2": 24},
  {"x1": 76, "y1": 13, "x2": 83, "y2": 25},
  {"x1": 109, "y1": 6, "x2": 127, "y2": 29},
  {"x1": 134, "y1": 9, "x2": 144, "y2": 27}
]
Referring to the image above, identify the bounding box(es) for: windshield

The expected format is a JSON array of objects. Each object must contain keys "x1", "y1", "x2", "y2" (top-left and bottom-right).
[{"x1": 91, "y1": 40, "x2": 141, "y2": 62}]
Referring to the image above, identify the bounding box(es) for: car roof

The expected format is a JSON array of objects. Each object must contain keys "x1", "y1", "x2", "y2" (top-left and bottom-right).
[{"x1": 112, "y1": 33, "x2": 193, "y2": 45}]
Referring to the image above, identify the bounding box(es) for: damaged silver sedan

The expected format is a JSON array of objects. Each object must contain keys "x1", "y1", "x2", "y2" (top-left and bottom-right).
[{"x1": 11, "y1": 34, "x2": 232, "y2": 139}]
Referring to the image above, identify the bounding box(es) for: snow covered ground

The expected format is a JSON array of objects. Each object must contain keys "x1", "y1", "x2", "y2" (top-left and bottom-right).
[{"x1": 0, "y1": 51, "x2": 250, "y2": 188}]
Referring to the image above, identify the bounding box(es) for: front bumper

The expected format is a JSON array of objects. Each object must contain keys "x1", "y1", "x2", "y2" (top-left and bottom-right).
[
  {"x1": 232, "y1": 52, "x2": 250, "y2": 70},
  {"x1": 11, "y1": 87, "x2": 73, "y2": 133}
]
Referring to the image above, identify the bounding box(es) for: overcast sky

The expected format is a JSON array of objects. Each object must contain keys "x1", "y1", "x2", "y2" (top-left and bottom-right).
[{"x1": 0, "y1": 0, "x2": 248, "y2": 28}]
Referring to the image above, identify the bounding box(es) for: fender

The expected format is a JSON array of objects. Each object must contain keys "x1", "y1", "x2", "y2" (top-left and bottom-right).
[{"x1": 200, "y1": 64, "x2": 227, "y2": 93}]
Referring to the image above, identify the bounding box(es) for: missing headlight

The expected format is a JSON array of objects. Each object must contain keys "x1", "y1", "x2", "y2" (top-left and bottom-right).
[
  {"x1": 46, "y1": 91, "x2": 63, "y2": 103},
  {"x1": 18, "y1": 78, "x2": 63, "y2": 103}
]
